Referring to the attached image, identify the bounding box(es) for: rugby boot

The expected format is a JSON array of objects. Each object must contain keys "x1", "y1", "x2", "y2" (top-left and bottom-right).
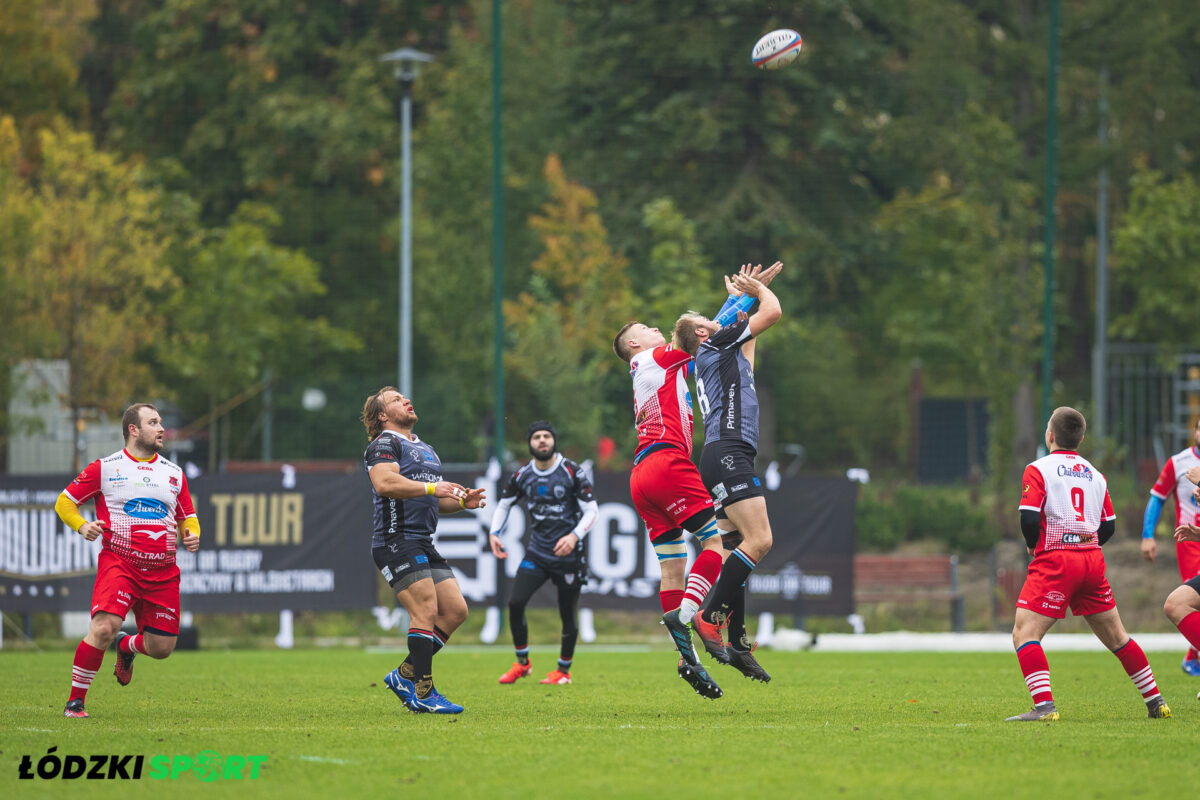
[
  {"x1": 384, "y1": 668, "x2": 420, "y2": 712},
  {"x1": 113, "y1": 631, "x2": 136, "y2": 686},
  {"x1": 1181, "y1": 657, "x2": 1200, "y2": 676},
  {"x1": 411, "y1": 687, "x2": 464, "y2": 714},
  {"x1": 693, "y1": 613, "x2": 732, "y2": 665},
  {"x1": 498, "y1": 661, "x2": 532, "y2": 684},
  {"x1": 539, "y1": 670, "x2": 571, "y2": 685},
  {"x1": 676, "y1": 658, "x2": 723, "y2": 700},
  {"x1": 1147, "y1": 697, "x2": 1172, "y2": 719},
  {"x1": 63, "y1": 699, "x2": 89, "y2": 718},
  {"x1": 1005, "y1": 701, "x2": 1059, "y2": 721},
  {"x1": 662, "y1": 609, "x2": 701, "y2": 668},
  {"x1": 727, "y1": 644, "x2": 772, "y2": 683}
]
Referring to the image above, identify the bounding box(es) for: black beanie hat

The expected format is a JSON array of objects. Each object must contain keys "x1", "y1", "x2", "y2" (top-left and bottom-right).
[{"x1": 527, "y1": 420, "x2": 556, "y2": 443}]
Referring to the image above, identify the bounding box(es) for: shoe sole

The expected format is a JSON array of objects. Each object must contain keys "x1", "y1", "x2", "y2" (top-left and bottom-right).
[{"x1": 677, "y1": 663, "x2": 723, "y2": 699}]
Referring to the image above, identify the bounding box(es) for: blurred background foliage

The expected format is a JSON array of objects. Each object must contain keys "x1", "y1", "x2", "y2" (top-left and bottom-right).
[{"x1": 2, "y1": 0, "x2": 1200, "y2": 544}]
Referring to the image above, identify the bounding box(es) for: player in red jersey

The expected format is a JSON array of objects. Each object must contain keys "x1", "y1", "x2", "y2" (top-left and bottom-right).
[
  {"x1": 613, "y1": 320, "x2": 726, "y2": 699},
  {"x1": 54, "y1": 404, "x2": 201, "y2": 718},
  {"x1": 1007, "y1": 407, "x2": 1171, "y2": 721},
  {"x1": 1140, "y1": 418, "x2": 1200, "y2": 675},
  {"x1": 1162, "y1": 466, "x2": 1200, "y2": 691}
]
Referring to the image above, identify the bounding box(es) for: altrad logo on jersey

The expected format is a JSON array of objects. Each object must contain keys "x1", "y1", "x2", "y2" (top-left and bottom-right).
[
  {"x1": 123, "y1": 498, "x2": 171, "y2": 519},
  {"x1": 1056, "y1": 464, "x2": 1093, "y2": 481}
]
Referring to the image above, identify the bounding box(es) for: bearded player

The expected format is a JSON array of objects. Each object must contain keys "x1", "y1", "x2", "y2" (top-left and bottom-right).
[{"x1": 56, "y1": 403, "x2": 201, "y2": 718}]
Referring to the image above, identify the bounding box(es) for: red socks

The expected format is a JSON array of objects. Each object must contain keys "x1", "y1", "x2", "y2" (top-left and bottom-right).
[
  {"x1": 1177, "y1": 612, "x2": 1200, "y2": 654},
  {"x1": 118, "y1": 633, "x2": 146, "y2": 656},
  {"x1": 678, "y1": 549, "x2": 723, "y2": 622},
  {"x1": 1016, "y1": 641, "x2": 1053, "y2": 705},
  {"x1": 659, "y1": 589, "x2": 684, "y2": 614},
  {"x1": 69, "y1": 640, "x2": 105, "y2": 703},
  {"x1": 1113, "y1": 638, "x2": 1161, "y2": 703}
]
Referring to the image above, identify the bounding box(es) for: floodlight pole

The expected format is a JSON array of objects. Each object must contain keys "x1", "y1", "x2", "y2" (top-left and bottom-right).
[{"x1": 381, "y1": 48, "x2": 434, "y2": 397}]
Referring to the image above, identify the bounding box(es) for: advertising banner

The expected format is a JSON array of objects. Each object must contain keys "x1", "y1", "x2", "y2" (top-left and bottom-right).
[{"x1": 1, "y1": 466, "x2": 855, "y2": 617}]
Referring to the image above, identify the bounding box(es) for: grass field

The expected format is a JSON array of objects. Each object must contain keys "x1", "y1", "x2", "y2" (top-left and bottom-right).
[{"x1": 3, "y1": 645, "x2": 1198, "y2": 798}]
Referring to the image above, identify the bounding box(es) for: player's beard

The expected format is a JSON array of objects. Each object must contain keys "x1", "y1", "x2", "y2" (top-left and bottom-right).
[
  {"x1": 529, "y1": 441, "x2": 555, "y2": 460},
  {"x1": 136, "y1": 432, "x2": 163, "y2": 453}
]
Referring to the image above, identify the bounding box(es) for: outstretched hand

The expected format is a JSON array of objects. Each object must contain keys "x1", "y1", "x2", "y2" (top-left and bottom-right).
[{"x1": 1175, "y1": 524, "x2": 1200, "y2": 543}]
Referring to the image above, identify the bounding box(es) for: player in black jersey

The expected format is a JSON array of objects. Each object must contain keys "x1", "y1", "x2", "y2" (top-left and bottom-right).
[
  {"x1": 362, "y1": 387, "x2": 487, "y2": 715},
  {"x1": 489, "y1": 421, "x2": 599, "y2": 685},
  {"x1": 673, "y1": 265, "x2": 781, "y2": 682}
]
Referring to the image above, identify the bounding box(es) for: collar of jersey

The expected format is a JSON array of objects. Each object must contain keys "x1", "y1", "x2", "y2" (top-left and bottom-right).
[
  {"x1": 529, "y1": 453, "x2": 562, "y2": 476},
  {"x1": 380, "y1": 429, "x2": 420, "y2": 443},
  {"x1": 122, "y1": 448, "x2": 158, "y2": 463},
  {"x1": 1050, "y1": 449, "x2": 1079, "y2": 456},
  {"x1": 1192, "y1": 446, "x2": 1200, "y2": 459}
]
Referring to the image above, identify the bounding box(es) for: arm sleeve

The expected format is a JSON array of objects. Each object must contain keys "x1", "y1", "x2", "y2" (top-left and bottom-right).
[
  {"x1": 572, "y1": 500, "x2": 599, "y2": 540},
  {"x1": 488, "y1": 495, "x2": 519, "y2": 536},
  {"x1": 713, "y1": 293, "x2": 756, "y2": 327},
  {"x1": 1142, "y1": 495, "x2": 1164, "y2": 539},
  {"x1": 1097, "y1": 518, "x2": 1116, "y2": 546},
  {"x1": 1150, "y1": 459, "x2": 1175, "y2": 500},
  {"x1": 55, "y1": 492, "x2": 87, "y2": 532},
  {"x1": 1019, "y1": 510, "x2": 1041, "y2": 550},
  {"x1": 181, "y1": 517, "x2": 201, "y2": 538},
  {"x1": 653, "y1": 344, "x2": 693, "y2": 370}
]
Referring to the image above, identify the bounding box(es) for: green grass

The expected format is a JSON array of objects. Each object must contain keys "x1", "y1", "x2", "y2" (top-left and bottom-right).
[{"x1": 2, "y1": 647, "x2": 1198, "y2": 798}]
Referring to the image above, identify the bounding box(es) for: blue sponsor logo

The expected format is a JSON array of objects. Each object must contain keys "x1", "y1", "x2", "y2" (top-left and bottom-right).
[
  {"x1": 415, "y1": 555, "x2": 429, "y2": 565},
  {"x1": 752, "y1": 477, "x2": 761, "y2": 487},
  {"x1": 520, "y1": 560, "x2": 536, "y2": 571},
  {"x1": 537, "y1": 485, "x2": 549, "y2": 496},
  {"x1": 123, "y1": 497, "x2": 170, "y2": 519}
]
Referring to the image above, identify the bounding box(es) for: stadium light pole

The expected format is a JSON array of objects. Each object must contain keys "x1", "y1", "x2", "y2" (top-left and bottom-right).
[
  {"x1": 381, "y1": 47, "x2": 434, "y2": 397},
  {"x1": 1039, "y1": 0, "x2": 1060, "y2": 437}
]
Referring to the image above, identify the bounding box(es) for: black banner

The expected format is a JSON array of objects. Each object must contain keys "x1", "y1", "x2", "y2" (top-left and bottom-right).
[
  {"x1": 0, "y1": 468, "x2": 855, "y2": 616},
  {"x1": 0, "y1": 471, "x2": 377, "y2": 613}
]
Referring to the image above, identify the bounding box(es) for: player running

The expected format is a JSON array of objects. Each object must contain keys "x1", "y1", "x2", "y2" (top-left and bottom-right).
[
  {"x1": 489, "y1": 421, "x2": 599, "y2": 686},
  {"x1": 672, "y1": 263, "x2": 781, "y2": 682},
  {"x1": 363, "y1": 387, "x2": 486, "y2": 715},
  {"x1": 1007, "y1": 407, "x2": 1171, "y2": 721},
  {"x1": 1139, "y1": 418, "x2": 1200, "y2": 675},
  {"x1": 55, "y1": 403, "x2": 201, "y2": 718},
  {"x1": 613, "y1": 318, "x2": 727, "y2": 699}
]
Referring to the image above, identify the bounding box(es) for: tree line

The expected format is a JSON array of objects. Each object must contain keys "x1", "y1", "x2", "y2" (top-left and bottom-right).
[{"x1": 2, "y1": 0, "x2": 1199, "y2": 503}]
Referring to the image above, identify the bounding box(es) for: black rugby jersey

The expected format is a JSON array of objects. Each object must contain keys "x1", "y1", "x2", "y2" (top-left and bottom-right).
[
  {"x1": 363, "y1": 430, "x2": 443, "y2": 547},
  {"x1": 695, "y1": 318, "x2": 759, "y2": 449},
  {"x1": 495, "y1": 454, "x2": 595, "y2": 565}
]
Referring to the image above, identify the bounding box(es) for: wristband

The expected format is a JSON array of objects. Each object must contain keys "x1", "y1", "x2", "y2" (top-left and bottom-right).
[{"x1": 425, "y1": 482, "x2": 437, "y2": 496}]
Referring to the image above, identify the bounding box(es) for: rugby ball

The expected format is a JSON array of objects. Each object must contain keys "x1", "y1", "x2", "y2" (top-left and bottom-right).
[{"x1": 752, "y1": 28, "x2": 803, "y2": 70}]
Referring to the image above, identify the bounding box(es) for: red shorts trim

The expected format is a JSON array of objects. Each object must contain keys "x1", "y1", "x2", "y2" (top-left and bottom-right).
[
  {"x1": 1178, "y1": 540, "x2": 1200, "y2": 581},
  {"x1": 91, "y1": 550, "x2": 181, "y2": 636},
  {"x1": 629, "y1": 447, "x2": 714, "y2": 540},
  {"x1": 1016, "y1": 549, "x2": 1114, "y2": 619}
]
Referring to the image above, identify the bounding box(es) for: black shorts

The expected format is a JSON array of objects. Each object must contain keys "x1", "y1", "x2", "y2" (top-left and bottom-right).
[
  {"x1": 372, "y1": 540, "x2": 455, "y2": 591},
  {"x1": 1186, "y1": 574, "x2": 1200, "y2": 594},
  {"x1": 517, "y1": 550, "x2": 588, "y2": 588},
  {"x1": 699, "y1": 439, "x2": 764, "y2": 517}
]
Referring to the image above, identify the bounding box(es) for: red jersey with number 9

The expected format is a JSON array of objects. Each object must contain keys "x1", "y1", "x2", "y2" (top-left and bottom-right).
[{"x1": 1019, "y1": 450, "x2": 1114, "y2": 554}]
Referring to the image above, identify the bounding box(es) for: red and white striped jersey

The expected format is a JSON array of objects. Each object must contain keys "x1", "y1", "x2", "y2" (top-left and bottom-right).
[
  {"x1": 1019, "y1": 450, "x2": 1115, "y2": 553},
  {"x1": 63, "y1": 449, "x2": 196, "y2": 572},
  {"x1": 629, "y1": 344, "x2": 695, "y2": 457},
  {"x1": 1150, "y1": 445, "x2": 1200, "y2": 528}
]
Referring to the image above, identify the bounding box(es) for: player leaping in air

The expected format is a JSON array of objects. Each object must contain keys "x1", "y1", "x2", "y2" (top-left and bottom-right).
[
  {"x1": 611, "y1": 264, "x2": 778, "y2": 699},
  {"x1": 673, "y1": 263, "x2": 782, "y2": 682}
]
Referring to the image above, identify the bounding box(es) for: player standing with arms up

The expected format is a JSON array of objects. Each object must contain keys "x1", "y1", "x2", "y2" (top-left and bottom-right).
[
  {"x1": 1007, "y1": 407, "x2": 1171, "y2": 721},
  {"x1": 1139, "y1": 418, "x2": 1200, "y2": 675},
  {"x1": 56, "y1": 403, "x2": 201, "y2": 718},
  {"x1": 673, "y1": 263, "x2": 781, "y2": 682},
  {"x1": 363, "y1": 387, "x2": 486, "y2": 715},
  {"x1": 488, "y1": 421, "x2": 599, "y2": 685}
]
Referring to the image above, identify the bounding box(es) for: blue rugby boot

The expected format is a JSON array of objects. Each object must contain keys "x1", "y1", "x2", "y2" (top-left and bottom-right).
[
  {"x1": 410, "y1": 686, "x2": 464, "y2": 714},
  {"x1": 1181, "y1": 657, "x2": 1200, "y2": 677},
  {"x1": 384, "y1": 668, "x2": 420, "y2": 712}
]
